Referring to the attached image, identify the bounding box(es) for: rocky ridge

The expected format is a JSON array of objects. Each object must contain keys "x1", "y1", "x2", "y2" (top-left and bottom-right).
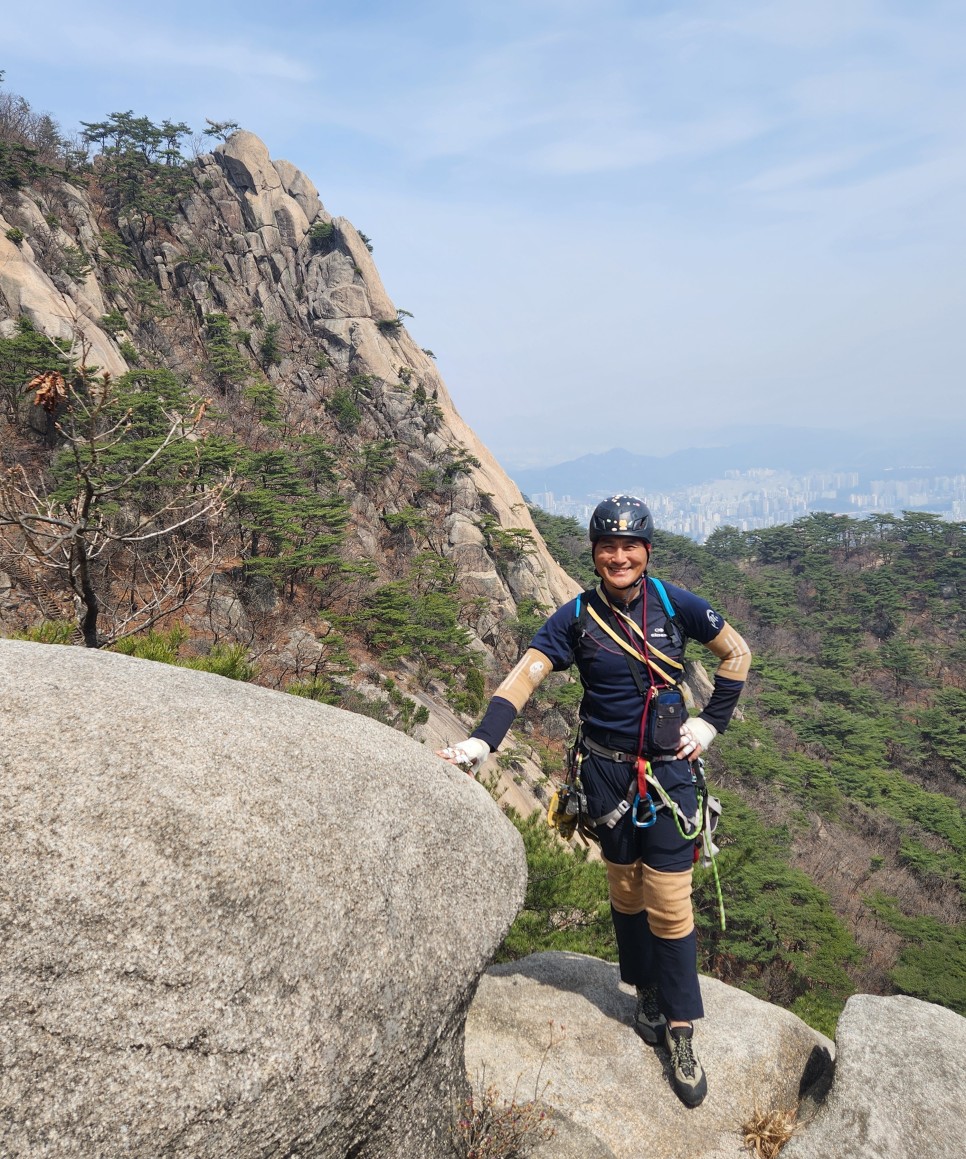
[
  {"x1": 0, "y1": 126, "x2": 590, "y2": 807},
  {"x1": 0, "y1": 130, "x2": 576, "y2": 636}
]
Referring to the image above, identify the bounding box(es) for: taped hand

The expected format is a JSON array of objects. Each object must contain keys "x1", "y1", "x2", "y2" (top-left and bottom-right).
[
  {"x1": 676, "y1": 718, "x2": 717, "y2": 761},
  {"x1": 436, "y1": 737, "x2": 491, "y2": 777}
]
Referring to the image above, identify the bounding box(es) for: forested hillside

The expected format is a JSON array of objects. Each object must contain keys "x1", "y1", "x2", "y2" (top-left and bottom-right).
[{"x1": 523, "y1": 507, "x2": 966, "y2": 1032}]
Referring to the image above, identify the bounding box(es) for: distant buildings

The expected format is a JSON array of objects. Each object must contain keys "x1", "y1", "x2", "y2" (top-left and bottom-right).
[{"x1": 529, "y1": 469, "x2": 966, "y2": 543}]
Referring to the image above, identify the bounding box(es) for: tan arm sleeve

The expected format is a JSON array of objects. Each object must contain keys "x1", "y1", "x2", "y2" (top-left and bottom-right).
[
  {"x1": 704, "y1": 621, "x2": 751, "y2": 682},
  {"x1": 492, "y1": 648, "x2": 554, "y2": 711}
]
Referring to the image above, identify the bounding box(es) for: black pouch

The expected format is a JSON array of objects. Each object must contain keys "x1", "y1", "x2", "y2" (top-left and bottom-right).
[{"x1": 647, "y1": 687, "x2": 686, "y2": 754}]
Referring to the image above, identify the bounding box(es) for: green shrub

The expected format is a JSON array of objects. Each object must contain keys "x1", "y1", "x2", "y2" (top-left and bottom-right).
[
  {"x1": 259, "y1": 321, "x2": 281, "y2": 366},
  {"x1": 113, "y1": 630, "x2": 256, "y2": 682},
  {"x1": 308, "y1": 221, "x2": 335, "y2": 252},
  {"x1": 112, "y1": 626, "x2": 187, "y2": 664},
  {"x1": 325, "y1": 387, "x2": 361, "y2": 432},
  {"x1": 14, "y1": 620, "x2": 76, "y2": 644},
  {"x1": 62, "y1": 245, "x2": 93, "y2": 281},
  {"x1": 100, "y1": 308, "x2": 127, "y2": 337},
  {"x1": 183, "y1": 645, "x2": 256, "y2": 682},
  {"x1": 242, "y1": 379, "x2": 281, "y2": 423},
  {"x1": 99, "y1": 231, "x2": 135, "y2": 268},
  {"x1": 204, "y1": 312, "x2": 250, "y2": 387},
  {"x1": 286, "y1": 676, "x2": 341, "y2": 704},
  {"x1": 496, "y1": 809, "x2": 614, "y2": 962},
  {"x1": 866, "y1": 894, "x2": 966, "y2": 1014}
]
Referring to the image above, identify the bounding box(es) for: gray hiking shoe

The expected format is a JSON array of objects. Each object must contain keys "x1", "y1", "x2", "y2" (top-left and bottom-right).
[
  {"x1": 665, "y1": 1024, "x2": 707, "y2": 1107},
  {"x1": 634, "y1": 984, "x2": 665, "y2": 1044}
]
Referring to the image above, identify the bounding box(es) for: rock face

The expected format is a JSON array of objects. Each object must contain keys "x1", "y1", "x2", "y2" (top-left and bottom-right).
[
  {"x1": 466, "y1": 955, "x2": 966, "y2": 1159},
  {"x1": 782, "y1": 994, "x2": 966, "y2": 1159},
  {"x1": 178, "y1": 132, "x2": 578, "y2": 635},
  {"x1": 235, "y1": 135, "x2": 576, "y2": 626},
  {"x1": 0, "y1": 130, "x2": 577, "y2": 673},
  {"x1": 0, "y1": 209, "x2": 127, "y2": 378},
  {"x1": 0, "y1": 639, "x2": 526, "y2": 1158},
  {"x1": 465, "y1": 952, "x2": 834, "y2": 1159}
]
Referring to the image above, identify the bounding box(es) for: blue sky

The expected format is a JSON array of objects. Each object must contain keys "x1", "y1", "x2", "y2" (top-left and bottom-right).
[{"x1": 4, "y1": 0, "x2": 964, "y2": 467}]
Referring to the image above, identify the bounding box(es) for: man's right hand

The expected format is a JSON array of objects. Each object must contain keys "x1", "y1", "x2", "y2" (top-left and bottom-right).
[{"x1": 436, "y1": 738, "x2": 491, "y2": 776}]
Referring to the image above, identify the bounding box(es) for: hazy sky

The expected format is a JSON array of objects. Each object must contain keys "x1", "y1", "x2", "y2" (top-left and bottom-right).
[{"x1": 4, "y1": 1, "x2": 964, "y2": 467}]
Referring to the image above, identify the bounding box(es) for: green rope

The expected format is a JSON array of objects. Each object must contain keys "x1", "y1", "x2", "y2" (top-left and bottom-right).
[{"x1": 647, "y1": 763, "x2": 727, "y2": 932}]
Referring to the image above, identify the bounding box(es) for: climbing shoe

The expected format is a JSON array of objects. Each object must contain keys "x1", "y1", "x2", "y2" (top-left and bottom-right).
[
  {"x1": 664, "y1": 1024, "x2": 707, "y2": 1107},
  {"x1": 634, "y1": 984, "x2": 665, "y2": 1044}
]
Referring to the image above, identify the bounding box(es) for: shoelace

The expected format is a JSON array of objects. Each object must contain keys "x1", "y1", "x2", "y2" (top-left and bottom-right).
[
  {"x1": 637, "y1": 987, "x2": 661, "y2": 1022},
  {"x1": 671, "y1": 1032, "x2": 697, "y2": 1078}
]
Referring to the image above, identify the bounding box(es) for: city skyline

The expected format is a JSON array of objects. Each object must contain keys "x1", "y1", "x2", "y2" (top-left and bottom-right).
[{"x1": 527, "y1": 465, "x2": 966, "y2": 543}]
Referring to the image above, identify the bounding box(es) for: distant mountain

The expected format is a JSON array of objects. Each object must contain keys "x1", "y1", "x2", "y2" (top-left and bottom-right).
[{"x1": 510, "y1": 427, "x2": 965, "y2": 500}]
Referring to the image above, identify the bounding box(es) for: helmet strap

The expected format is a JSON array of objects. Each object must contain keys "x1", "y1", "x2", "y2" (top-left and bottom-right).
[{"x1": 599, "y1": 570, "x2": 644, "y2": 606}]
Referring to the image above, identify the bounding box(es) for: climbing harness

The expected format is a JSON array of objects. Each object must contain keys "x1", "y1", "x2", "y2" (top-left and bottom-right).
[{"x1": 546, "y1": 741, "x2": 726, "y2": 929}]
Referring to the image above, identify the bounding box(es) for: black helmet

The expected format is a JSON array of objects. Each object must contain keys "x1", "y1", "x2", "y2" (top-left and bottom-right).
[{"x1": 589, "y1": 495, "x2": 654, "y2": 544}]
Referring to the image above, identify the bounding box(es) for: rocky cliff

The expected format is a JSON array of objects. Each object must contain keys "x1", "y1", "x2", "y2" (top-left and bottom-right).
[{"x1": 0, "y1": 128, "x2": 576, "y2": 698}]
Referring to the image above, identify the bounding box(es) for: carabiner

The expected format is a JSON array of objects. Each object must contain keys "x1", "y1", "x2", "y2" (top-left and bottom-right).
[{"x1": 632, "y1": 791, "x2": 657, "y2": 828}]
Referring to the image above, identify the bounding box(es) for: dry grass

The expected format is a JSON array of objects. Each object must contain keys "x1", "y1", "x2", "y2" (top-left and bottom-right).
[
  {"x1": 453, "y1": 1084, "x2": 555, "y2": 1159},
  {"x1": 741, "y1": 1106, "x2": 799, "y2": 1159},
  {"x1": 454, "y1": 1021, "x2": 562, "y2": 1159}
]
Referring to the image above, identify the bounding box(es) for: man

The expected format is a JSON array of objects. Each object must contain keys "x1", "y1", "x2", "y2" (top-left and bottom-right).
[{"x1": 438, "y1": 495, "x2": 751, "y2": 1107}]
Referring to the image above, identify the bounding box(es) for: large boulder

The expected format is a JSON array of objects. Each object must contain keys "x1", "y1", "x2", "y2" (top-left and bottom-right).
[
  {"x1": 465, "y1": 952, "x2": 833, "y2": 1159},
  {"x1": 0, "y1": 640, "x2": 526, "y2": 1158},
  {"x1": 782, "y1": 994, "x2": 966, "y2": 1159}
]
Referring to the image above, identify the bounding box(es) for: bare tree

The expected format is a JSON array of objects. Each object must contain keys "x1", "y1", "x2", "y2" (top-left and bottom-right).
[{"x1": 0, "y1": 347, "x2": 235, "y2": 647}]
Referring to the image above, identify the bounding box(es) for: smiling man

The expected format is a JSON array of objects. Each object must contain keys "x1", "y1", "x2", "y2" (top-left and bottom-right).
[{"x1": 438, "y1": 495, "x2": 751, "y2": 1107}]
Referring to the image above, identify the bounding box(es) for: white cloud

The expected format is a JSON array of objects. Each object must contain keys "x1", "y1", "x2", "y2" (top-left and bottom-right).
[
  {"x1": 744, "y1": 145, "x2": 966, "y2": 250},
  {"x1": 740, "y1": 148, "x2": 885, "y2": 195},
  {"x1": 4, "y1": 9, "x2": 312, "y2": 83}
]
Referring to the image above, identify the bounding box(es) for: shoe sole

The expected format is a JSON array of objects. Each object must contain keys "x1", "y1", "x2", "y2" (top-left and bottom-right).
[
  {"x1": 634, "y1": 1021, "x2": 664, "y2": 1045},
  {"x1": 673, "y1": 1077, "x2": 707, "y2": 1107}
]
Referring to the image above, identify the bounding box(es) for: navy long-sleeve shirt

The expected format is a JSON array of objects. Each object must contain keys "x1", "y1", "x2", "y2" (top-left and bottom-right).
[{"x1": 471, "y1": 577, "x2": 744, "y2": 750}]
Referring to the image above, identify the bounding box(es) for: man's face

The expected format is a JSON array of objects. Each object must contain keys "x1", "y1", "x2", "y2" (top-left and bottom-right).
[{"x1": 593, "y1": 536, "x2": 650, "y2": 596}]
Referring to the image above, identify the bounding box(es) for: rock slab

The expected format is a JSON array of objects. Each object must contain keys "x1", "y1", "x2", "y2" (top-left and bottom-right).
[
  {"x1": 0, "y1": 640, "x2": 526, "y2": 1158},
  {"x1": 782, "y1": 993, "x2": 966, "y2": 1159},
  {"x1": 465, "y1": 951, "x2": 834, "y2": 1159}
]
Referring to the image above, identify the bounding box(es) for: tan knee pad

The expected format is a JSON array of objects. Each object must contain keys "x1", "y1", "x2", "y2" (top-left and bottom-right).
[
  {"x1": 642, "y1": 865, "x2": 695, "y2": 939},
  {"x1": 604, "y1": 858, "x2": 646, "y2": 915}
]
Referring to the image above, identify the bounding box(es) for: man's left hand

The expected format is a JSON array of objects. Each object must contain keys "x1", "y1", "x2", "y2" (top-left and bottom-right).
[
  {"x1": 676, "y1": 718, "x2": 717, "y2": 761},
  {"x1": 436, "y1": 737, "x2": 491, "y2": 776}
]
